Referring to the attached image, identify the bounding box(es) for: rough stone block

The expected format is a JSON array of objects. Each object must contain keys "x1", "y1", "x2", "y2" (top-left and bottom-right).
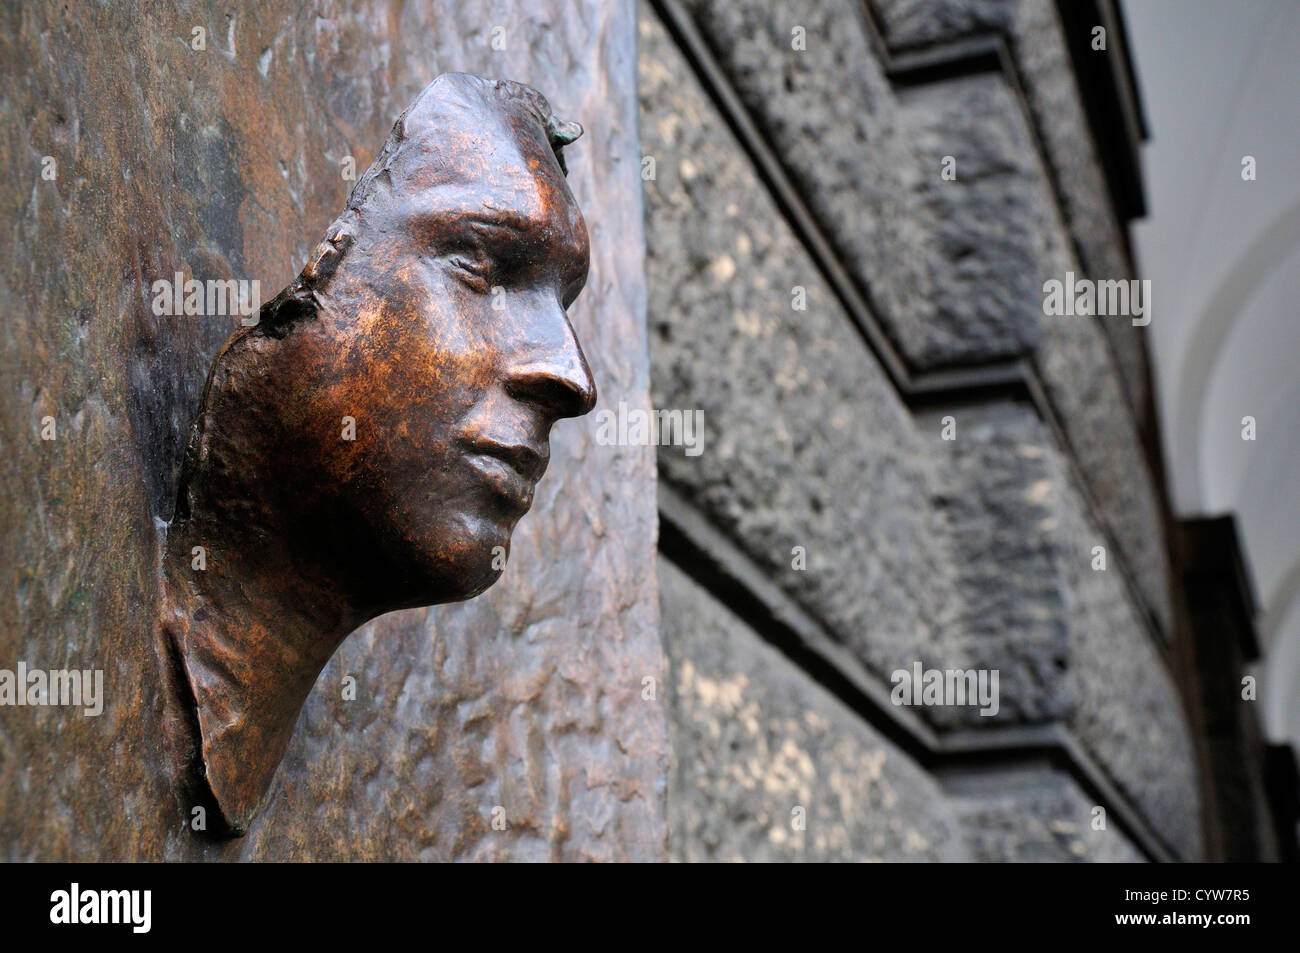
[
  {"x1": 1037, "y1": 316, "x2": 1173, "y2": 636},
  {"x1": 672, "y1": 0, "x2": 945, "y2": 369},
  {"x1": 948, "y1": 767, "x2": 1147, "y2": 862},
  {"x1": 897, "y1": 72, "x2": 1053, "y2": 369},
  {"x1": 933, "y1": 402, "x2": 1074, "y2": 729},
  {"x1": 1052, "y1": 454, "x2": 1201, "y2": 859},
  {"x1": 661, "y1": 558, "x2": 971, "y2": 861},
  {"x1": 937, "y1": 401, "x2": 1199, "y2": 856}
]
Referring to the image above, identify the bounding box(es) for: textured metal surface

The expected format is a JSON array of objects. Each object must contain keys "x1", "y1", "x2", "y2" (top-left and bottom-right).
[
  {"x1": 162, "y1": 73, "x2": 601, "y2": 836},
  {"x1": 0, "y1": 0, "x2": 664, "y2": 860}
]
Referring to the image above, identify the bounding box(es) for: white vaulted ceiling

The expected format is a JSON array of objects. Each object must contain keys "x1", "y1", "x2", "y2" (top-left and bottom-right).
[{"x1": 1122, "y1": 0, "x2": 1300, "y2": 752}]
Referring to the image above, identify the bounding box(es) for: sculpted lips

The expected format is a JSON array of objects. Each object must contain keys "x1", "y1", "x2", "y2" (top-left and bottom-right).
[{"x1": 458, "y1": 435, "x2": 549, "y2": 509}]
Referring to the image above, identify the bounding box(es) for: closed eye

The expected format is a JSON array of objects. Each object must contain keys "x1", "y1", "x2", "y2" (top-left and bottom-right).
[{"x1": 446, "y1": 248, "x2": 492, "y2": 293}]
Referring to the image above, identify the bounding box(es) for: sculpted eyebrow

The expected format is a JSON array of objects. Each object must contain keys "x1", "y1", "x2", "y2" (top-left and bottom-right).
[
  {"x1": 428, "y1": 208, "x2": 585, "y2": 289},
  {"x1": 436, "y1": 210, "x2": 538, "y2": 238},
  {"x1": 427, "y1": 213, "x2": 540, "y2": 266}
]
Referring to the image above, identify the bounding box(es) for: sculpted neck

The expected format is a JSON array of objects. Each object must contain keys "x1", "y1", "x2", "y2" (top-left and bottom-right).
[{"x1": 160, "y1": 472, "x2": 365, "y2": 835}]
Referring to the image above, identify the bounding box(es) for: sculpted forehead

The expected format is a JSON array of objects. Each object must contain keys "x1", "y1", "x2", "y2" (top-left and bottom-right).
[{"x1": 368, "y1": 75, "x2": 588, "y2": 270}]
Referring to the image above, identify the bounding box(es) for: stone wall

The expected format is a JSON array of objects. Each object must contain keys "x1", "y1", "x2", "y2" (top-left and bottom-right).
[{"x1": 640, "y1": 0, "x2": 1200, "y2": 861}]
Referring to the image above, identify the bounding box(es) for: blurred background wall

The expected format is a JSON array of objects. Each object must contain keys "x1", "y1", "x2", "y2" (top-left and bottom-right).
[{"x1": 641, "y1": 0, "x2": 1296, "y2": 861}]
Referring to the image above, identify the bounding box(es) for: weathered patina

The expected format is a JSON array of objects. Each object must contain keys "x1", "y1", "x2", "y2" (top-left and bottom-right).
[{"x1": 160, "y1": 74, "x2": 597, "y2": 835}]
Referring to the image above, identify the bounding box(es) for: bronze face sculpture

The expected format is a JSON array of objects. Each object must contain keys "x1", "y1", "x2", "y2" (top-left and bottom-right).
[{"x1": 158, "y1": 74, "x2": 596, "y2": 836}]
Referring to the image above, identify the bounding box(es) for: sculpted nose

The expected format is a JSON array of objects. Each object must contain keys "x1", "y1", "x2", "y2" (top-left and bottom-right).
[{"x1": 503, "y1": 315, "x2": 597, "y2": 420}]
